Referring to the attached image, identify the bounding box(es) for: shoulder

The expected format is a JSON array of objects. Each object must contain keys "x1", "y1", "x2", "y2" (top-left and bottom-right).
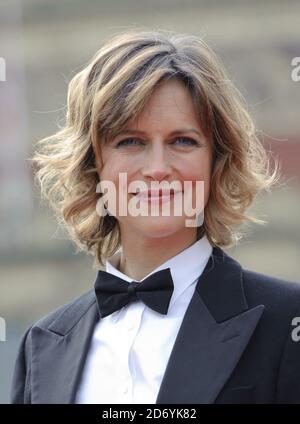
[
  {"x1": 213, "y1": 246, "x2": 300, "y2": 315},
  {"x1": 33, "y1": 288, "x2": 97, "y2": 333},
  {"x1": 20, "y1": 288, "x2": 97, "y2": 359},
  {"x1": 11, "y1": 289, "x2": 97, "y2": 404},
  {"x1": 242, "y1": 267, "x2": 300, "y2": 312},
  {"x1": 241, "y1": 267, "x2": 300, "y2": 402},
  {"x1": 241, "y1": 267, "x2": 300, "y2": 353}
]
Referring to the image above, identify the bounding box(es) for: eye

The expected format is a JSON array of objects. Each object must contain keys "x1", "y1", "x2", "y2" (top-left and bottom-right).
[
  {"x1": 115, "y1": 136, "x2": 200, "y2": 148},
  {"x1": 116, "y1": 138, "x2": 143, "y2": 147},
  {"x1": 171, "y1": 137, "x2": 199, "y2": 146}
]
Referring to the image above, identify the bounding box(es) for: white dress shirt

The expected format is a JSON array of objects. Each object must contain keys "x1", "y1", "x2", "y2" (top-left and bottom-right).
[{"x1": 75, "y1": 235, "x2": 213, "y2": 404}]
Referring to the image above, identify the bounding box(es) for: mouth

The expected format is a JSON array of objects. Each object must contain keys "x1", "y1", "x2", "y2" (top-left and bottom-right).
[
  {"x1": 131, "y1": 189, "x2": 181, "y2": 198},
  {"x1": 130, "y1": 189, "x2": 183, "y2": 204}
]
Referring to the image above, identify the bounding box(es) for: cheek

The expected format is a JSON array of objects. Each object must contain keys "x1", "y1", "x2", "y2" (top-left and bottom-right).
[
  {"x1": 99, "y1": 154, "x2": 130, "y2": 183},
  {"x1": 181, "y1": 158, "x2": 212, "y2": 207},
  {"x1": 99, "y1": 157, "x2": 135, "y2": 210},
  {"x1": 181, "y1": 159, "x2": 212, "y2": 186}
]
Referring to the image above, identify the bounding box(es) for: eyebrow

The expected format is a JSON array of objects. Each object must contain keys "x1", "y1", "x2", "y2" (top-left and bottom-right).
[{"x1": 117, "y1": 128, "x2": 203, "y2": 138}]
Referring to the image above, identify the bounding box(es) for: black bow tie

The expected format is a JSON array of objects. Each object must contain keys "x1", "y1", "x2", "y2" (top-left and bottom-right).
[{"x1": 94, "y1": 268, "x2": 174, "y2": 318}]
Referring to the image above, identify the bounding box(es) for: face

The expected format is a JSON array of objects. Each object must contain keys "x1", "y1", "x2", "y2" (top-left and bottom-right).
[{"x1": 98, "y1": 78, "x2": 213, "y2": 243}]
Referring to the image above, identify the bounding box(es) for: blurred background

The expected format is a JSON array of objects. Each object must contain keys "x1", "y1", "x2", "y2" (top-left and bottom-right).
[{"x1": 0, "y1": 0, "x2": 299, "y2": 403}]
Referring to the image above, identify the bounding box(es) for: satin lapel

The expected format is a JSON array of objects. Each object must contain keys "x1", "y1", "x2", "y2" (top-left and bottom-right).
[
  {"x1": 156, "y1": 247, "x2": 265, "y2": 404},
  {"x1": 30, "y1": 292, "x2": 99, "y2": 404}
]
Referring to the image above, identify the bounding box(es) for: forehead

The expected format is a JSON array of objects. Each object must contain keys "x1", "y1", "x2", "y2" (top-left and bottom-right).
[{"x1": 126, "y1": 79, "x2": 201, "y2": 130}]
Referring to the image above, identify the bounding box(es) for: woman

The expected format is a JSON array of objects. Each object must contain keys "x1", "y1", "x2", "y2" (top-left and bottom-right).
[{"x1": 11, "y1": 29, "x2": 300, "y2": 404}]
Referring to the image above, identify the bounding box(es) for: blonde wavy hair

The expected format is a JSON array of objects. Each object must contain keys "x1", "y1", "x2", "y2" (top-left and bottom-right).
[{"x1": 32, "y1": 29, "x2": 279, "y2": 268}]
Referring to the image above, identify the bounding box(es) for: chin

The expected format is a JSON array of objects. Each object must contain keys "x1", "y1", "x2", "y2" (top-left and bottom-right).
[{"x1": 128, "y1": 215, "x2": 188, "y2": 239}]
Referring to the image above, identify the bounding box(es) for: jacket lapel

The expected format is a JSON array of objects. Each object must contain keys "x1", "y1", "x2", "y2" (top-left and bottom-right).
[
  {"x1": 156, "y1": 247, "x2": 265, "y2": 404},
  {"x1": 30, "y1": 290, "x2": 99, "y2": 404}
]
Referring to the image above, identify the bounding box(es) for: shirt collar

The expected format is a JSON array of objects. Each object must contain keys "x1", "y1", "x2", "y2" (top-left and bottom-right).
[{"x1": 106, "y1": 235, "x2": 213, "y2": 310}]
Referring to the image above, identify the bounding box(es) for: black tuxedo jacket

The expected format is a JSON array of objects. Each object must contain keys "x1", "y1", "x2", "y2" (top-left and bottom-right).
[{"x1": 10, "y1": 246, "x2": 300, "y2": 404}]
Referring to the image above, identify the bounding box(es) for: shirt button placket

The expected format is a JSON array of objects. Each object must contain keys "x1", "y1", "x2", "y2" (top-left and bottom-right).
[
  {"x1": 117, "y1": 304, "x2": 143, "y2": 403},
  {"x1": 127, "y1": 323, "x2": 135, "y2": 332}
]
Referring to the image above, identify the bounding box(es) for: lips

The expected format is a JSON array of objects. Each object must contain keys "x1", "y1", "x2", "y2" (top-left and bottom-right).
[{"x1": 132, "y1": 189, "x2": 180, "y2": 198}]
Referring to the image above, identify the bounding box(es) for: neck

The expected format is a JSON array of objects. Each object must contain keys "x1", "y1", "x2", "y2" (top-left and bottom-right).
[{"x1": 118, "y1": 227, "x2": 198, "y2": 281}]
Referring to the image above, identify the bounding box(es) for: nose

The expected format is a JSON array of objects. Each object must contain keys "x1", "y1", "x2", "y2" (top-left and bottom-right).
[{"x1": 140, "y1": 144, "x2": 172, "y2": 182}]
